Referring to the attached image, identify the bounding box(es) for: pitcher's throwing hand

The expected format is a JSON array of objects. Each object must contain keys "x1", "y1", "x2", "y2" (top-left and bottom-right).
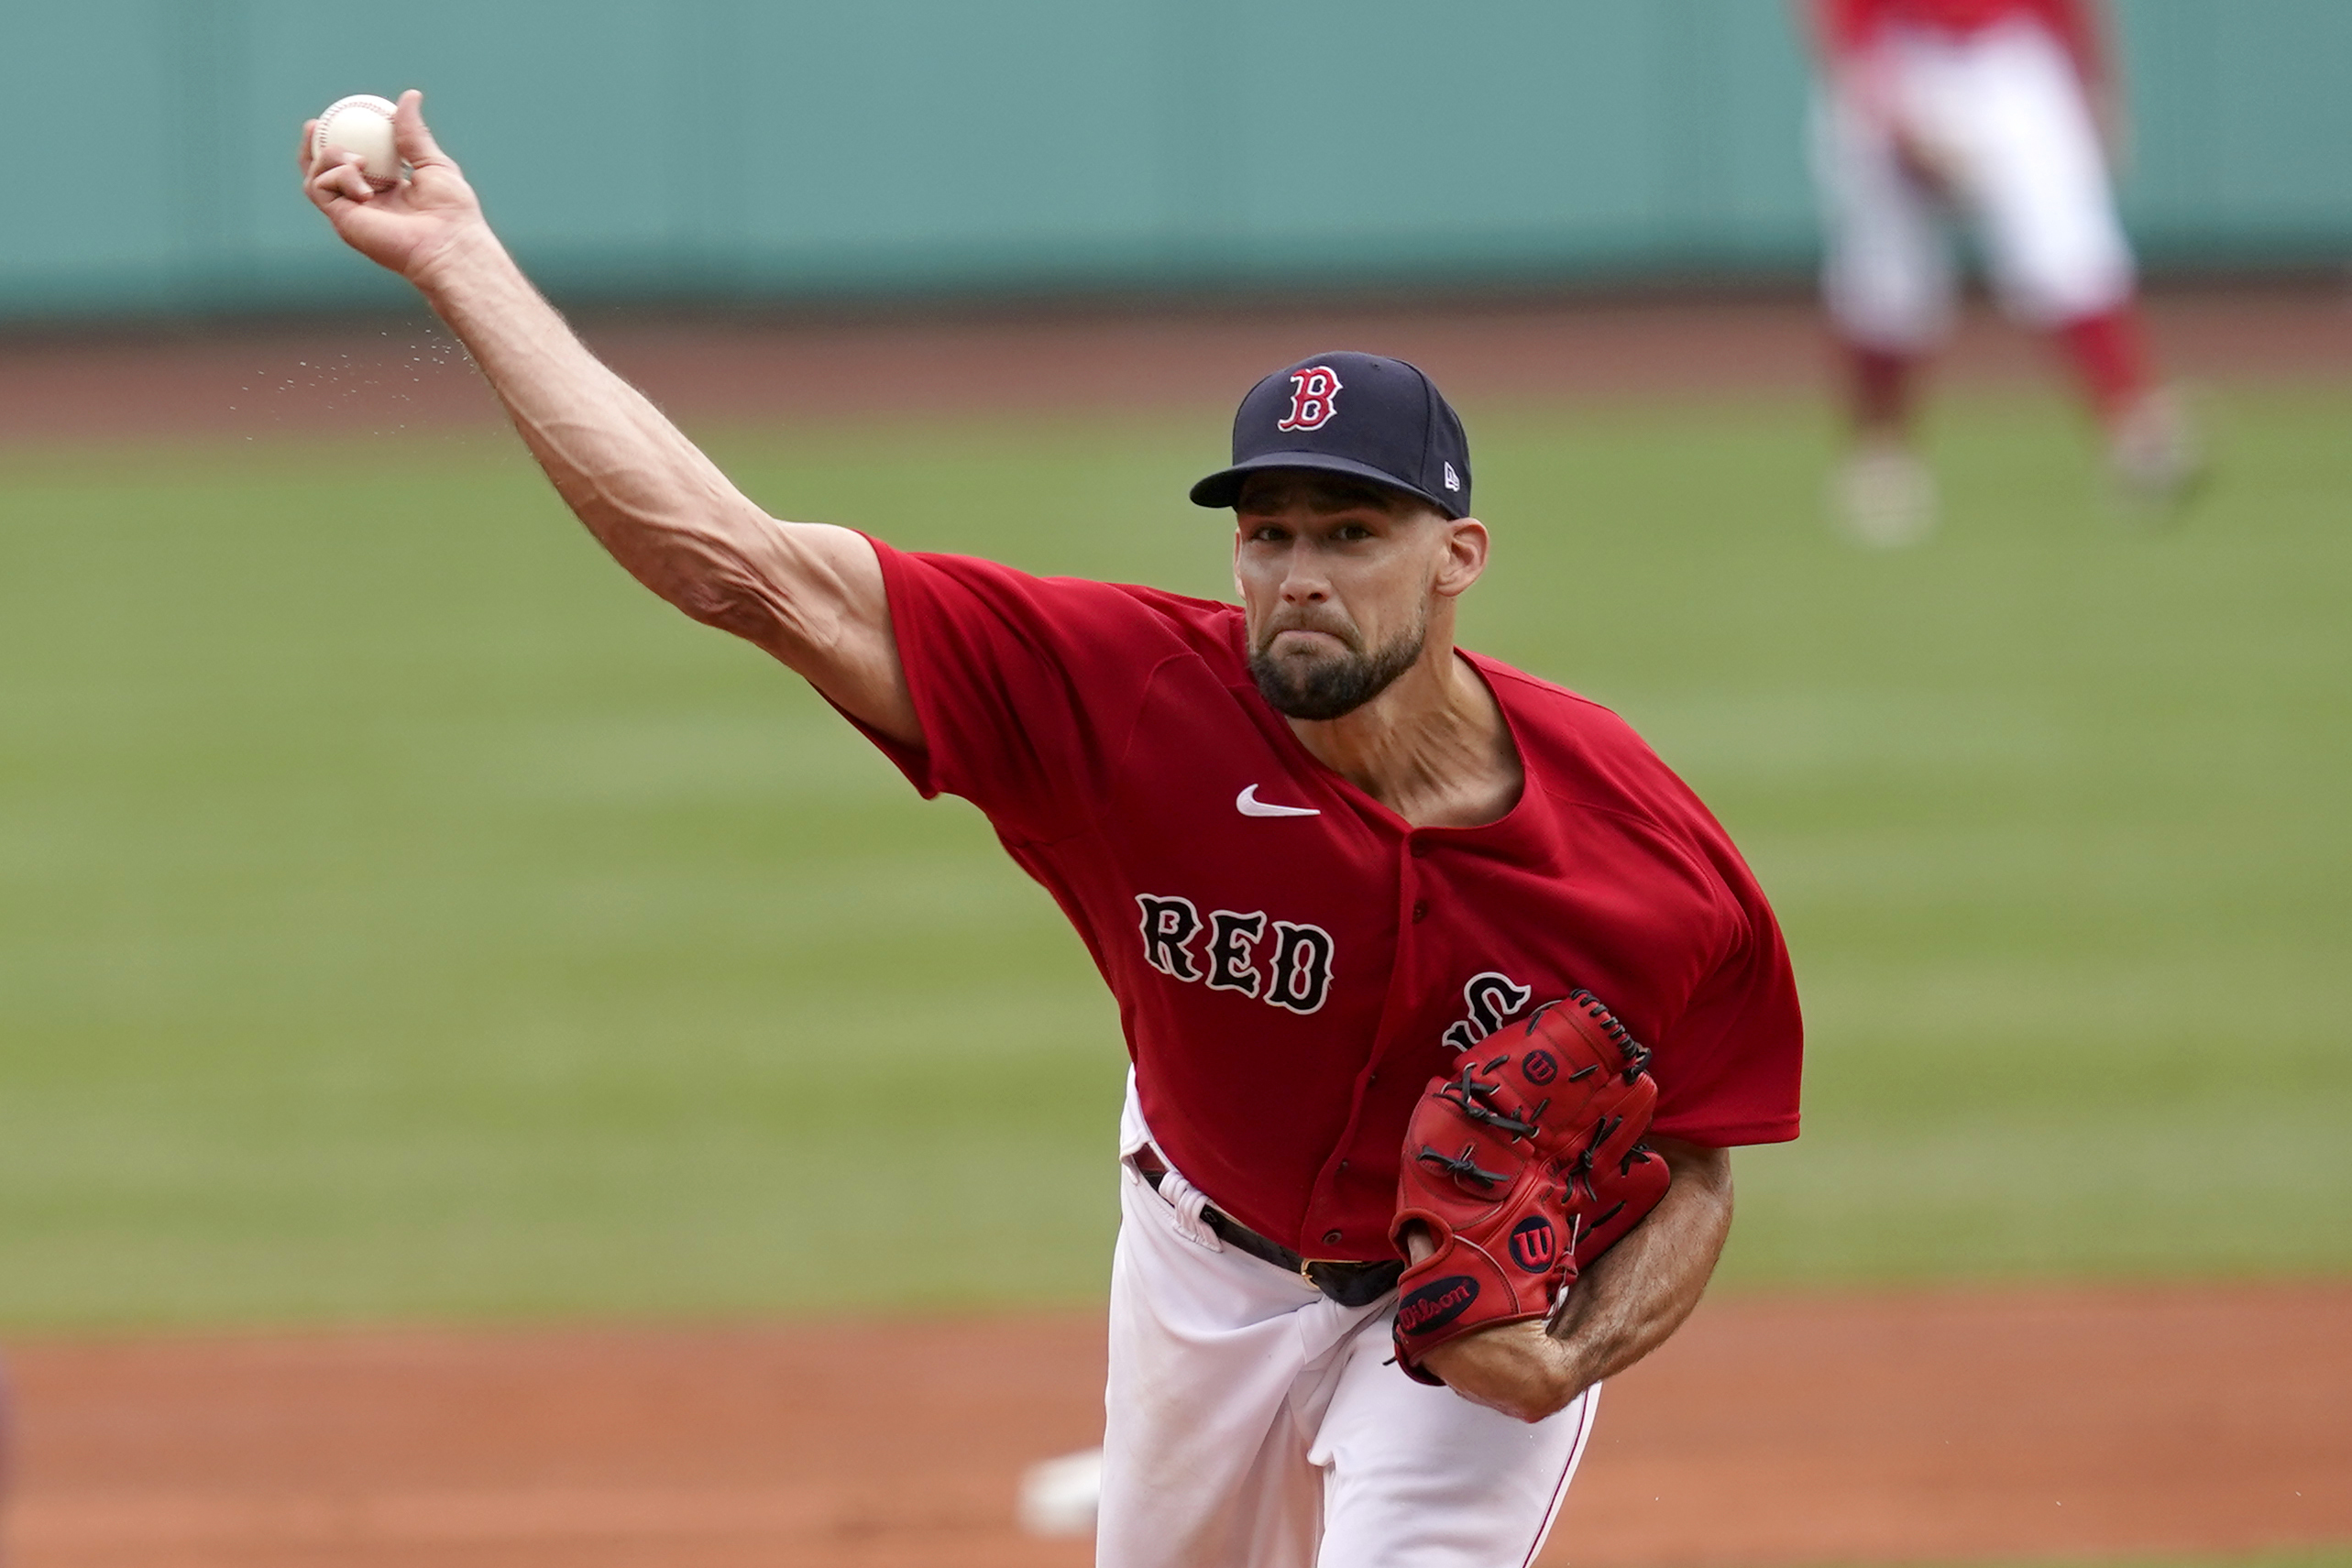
[{"x1": 301, "y1": 90, "x2": 488, "y2": 285}]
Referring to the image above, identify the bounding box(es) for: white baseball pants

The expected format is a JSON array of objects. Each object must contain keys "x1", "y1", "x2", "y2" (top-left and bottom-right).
[
  {"x1": 1814, "y1": 15, "x2": 2137, "y2": 350},
  {"x1": 1096, "y1": 1080, "x2": 1597, "y2": 1568}
]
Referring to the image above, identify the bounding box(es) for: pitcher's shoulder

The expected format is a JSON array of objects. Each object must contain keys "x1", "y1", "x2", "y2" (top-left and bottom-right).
[
  {"x1": 1471, "y1": 654, "x2": 1664, "y2": 763},
  {"x1": 1469, "y1": 652, "x2": 1724, "y2": 828},
  {"x1": 1107, "y1": 581, "x2": 1247, "y2": 668}
]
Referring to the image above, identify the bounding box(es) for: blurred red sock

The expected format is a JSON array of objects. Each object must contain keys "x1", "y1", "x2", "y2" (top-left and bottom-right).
[
  {"x1": 2054, "y1": 305, "x2": 2154, "y2": 425},
  {"x1": 1842, "y1": 341, "x2": 1917, "y2": 442}
]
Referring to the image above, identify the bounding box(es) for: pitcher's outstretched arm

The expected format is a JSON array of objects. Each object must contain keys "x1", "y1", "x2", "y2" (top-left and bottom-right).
[{"x1": 298, "y1": 90, "x2": 917, "y2": 744}]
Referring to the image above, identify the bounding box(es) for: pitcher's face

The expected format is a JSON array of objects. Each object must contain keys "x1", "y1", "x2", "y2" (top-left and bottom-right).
[{"x1": 1233, "y1": 470, "x2": 1457, "y2": 721}]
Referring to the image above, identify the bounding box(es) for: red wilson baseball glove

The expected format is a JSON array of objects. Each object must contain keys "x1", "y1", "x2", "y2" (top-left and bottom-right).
[{"x1": 1388, "y1": 991, "x2": 1673, "y2": 1386}]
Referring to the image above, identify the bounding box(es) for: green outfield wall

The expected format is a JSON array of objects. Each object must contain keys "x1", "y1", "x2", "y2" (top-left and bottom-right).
[{"x1": 2, "y1": 0, "x2": 2347, "y2": 323}]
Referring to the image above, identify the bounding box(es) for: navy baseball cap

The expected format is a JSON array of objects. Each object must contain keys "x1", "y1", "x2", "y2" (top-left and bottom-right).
[{"x1": 1189, "y1": 351, "x2": 1472, "y2": 520}]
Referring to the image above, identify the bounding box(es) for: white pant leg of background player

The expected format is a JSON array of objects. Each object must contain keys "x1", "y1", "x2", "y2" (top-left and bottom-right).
[
  {"x1": 1812, "y1": 70, "x2": 1957, "y2": 354},
  {"x1": 1892, "y1": 18, "x2": 2137, "y2": 328}
]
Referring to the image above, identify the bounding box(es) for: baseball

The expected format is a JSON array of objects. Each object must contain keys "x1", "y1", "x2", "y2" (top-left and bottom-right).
[
  {"x1": 1016, "y1": 1448, "x2": 1102, "y2": 1538},
  {"x1": 313, "y1": 94, "x2": 401, "y2": 190}
]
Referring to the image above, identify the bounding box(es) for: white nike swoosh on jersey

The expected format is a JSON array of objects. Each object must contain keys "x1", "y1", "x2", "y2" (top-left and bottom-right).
[{"x1": 1236, "y1": 784, "x2": 1321, "y2": 817}]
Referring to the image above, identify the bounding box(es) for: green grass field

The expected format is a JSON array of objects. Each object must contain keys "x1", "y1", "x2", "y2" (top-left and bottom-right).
[{"x1": 2, "y1": 383, "x2": 2346, "y2": 1330}]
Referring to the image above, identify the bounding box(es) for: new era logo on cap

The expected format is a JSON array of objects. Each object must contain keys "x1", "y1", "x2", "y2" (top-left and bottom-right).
[{"x1": 1189, "y1": 351, "x2": 1473, "y2": 520}]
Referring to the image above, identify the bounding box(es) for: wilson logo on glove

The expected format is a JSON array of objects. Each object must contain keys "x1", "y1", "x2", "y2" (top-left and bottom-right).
[{"x1": 1396, "y1": 1277, "x2": 1480, "y2": 1336}]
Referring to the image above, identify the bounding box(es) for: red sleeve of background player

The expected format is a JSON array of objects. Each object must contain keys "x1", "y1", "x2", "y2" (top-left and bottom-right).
[
  {"x1": 848, "y1": 538, "x2": 1174, "y2": 843},
  {"x1": 1647, "y1": 820, "x2": 1805, "y2": 1148},
  {"x1": 1808, "y1": 0, "x2": 1878, "y2": 61}
]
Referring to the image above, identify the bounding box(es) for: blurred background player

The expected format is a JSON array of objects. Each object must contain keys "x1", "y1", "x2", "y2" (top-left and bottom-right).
[{"x1": 1804, "y1": 0, "x2": 2202, "y2": 544}]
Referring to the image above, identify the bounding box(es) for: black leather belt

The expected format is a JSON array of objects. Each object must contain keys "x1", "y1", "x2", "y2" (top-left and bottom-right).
[{"x1": 1135, "y1": 1155, "x2": 1403, "y2": 1310}]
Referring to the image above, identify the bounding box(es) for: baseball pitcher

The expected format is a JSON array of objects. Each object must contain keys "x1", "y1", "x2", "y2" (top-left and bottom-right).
[{"x1": 301, "y1": 96, "x2": 1805, "y2": 1567}]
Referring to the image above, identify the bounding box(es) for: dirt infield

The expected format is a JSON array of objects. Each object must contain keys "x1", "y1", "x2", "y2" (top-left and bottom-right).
[
  {"x1": 6, "y1": 1283, "x2": 2346, "y2": 1568},
  {"x1": 2, "y1": 283, "x2": 2346, "y2": 449}
]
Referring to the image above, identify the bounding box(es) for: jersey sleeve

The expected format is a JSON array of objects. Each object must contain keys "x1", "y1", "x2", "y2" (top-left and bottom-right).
[
  {"x1": 1810, "y1": 0, "x2": 1876, "y2": 60},
  {"x1": 854, "y1": 539, "x2": 1178, "y2": 843},
  {"x1": 1648, "y1": 836, "x2": 1805, "y2": 1148}
]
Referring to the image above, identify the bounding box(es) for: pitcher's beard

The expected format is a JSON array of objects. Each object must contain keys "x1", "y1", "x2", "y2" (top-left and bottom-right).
[{"x1": 1249, "y1": 617, "x2": 1427, "y2": 721}]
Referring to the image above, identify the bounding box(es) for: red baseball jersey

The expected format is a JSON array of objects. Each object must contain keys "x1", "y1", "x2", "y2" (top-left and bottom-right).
[{"x1": 853, "y1": 541, "x2": 1803, "y2": 1261}]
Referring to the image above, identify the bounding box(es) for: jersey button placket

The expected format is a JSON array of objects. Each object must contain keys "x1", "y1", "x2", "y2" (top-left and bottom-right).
[{"x1": 1308, "y1": 823, "x2": 1419, "y2": 1255}]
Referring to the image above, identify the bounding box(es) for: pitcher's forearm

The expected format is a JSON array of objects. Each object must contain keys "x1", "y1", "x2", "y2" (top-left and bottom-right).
[
  {"x1": 298, "y1": 94, "x2": 918, "y2": 741},
  {"x1": 1412, "y1": 1140, "x2": 1732, "y2": 1422},
  {"x1": 1545, "y1": 1141, "x2": 1732, "y2": 1391},
  {"x1": 410, "y1": 227, "x2": 779, "y2": 630}
]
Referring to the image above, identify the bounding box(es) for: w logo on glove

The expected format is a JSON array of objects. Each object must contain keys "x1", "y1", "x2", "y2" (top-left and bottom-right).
[{"x1": 1507, "y1": 1214, "x2": 1558, "y2": 1272}]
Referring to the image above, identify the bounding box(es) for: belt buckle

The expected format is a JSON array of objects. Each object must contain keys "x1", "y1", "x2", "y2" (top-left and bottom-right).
[{"x1": 1299, "y1": 1256, "x2": 1350, "y2": 1289}]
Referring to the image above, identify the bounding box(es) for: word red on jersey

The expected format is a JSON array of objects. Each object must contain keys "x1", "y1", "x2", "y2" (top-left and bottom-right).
[
  {"x1": 853, "y1": 543, "x2": 1802, "y2": 1261},
  {"x1": 1276, "y1": 366, "x2": 1344, "y2": 432},
  {"x1": 1136, "y1": 895, "x2": 1335, "y2": 1015}
]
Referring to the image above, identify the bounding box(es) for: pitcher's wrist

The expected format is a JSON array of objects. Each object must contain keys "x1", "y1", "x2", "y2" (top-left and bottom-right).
[{"x1": 408, "y1": 221, "x2": 510, "y2": 303}]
